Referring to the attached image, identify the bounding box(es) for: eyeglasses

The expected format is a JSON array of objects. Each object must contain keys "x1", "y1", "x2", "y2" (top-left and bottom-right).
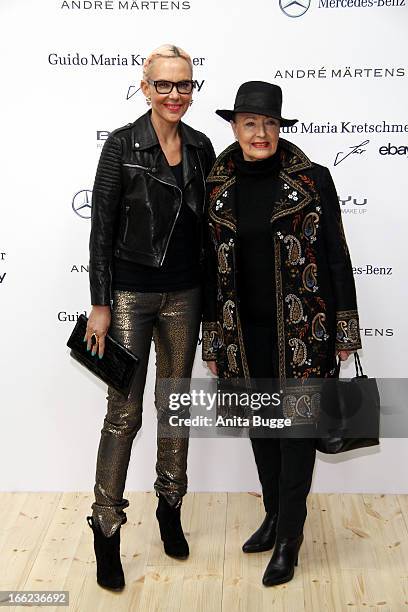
[{"x1": 147, "y1": 79, "x2": 195, "y2": 94}]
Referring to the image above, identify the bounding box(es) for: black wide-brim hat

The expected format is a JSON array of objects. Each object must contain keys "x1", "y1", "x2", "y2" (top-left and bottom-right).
[{"x1": 216, "y1": 81, "x2": 298, "y2": 127}]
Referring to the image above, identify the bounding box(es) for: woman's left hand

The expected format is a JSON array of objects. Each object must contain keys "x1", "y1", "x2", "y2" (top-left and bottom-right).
[{"x1": 336, "y1": 350, "x2": 352, "y2": 361}]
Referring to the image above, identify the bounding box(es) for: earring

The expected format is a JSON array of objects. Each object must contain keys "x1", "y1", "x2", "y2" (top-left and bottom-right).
[
  {"x1": 189, "y1": 99, "x2": 194, "y2": 107},
  {"x1": 146, "y1": 97, "x2": 151, "y2": 106}
]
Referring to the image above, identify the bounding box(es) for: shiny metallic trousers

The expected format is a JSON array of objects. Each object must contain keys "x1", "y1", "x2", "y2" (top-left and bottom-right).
[{"x1": 91, "y1": 287, "x2": 201, "y2": 537}]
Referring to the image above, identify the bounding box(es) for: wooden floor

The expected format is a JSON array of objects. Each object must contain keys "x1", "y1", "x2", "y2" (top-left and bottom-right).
[{"x1": 0, "y1": 493, "x2": 407, "y2": 612}]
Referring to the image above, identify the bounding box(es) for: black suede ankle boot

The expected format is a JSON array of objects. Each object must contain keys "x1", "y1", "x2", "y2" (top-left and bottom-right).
[
  {"x1": 262, "y1": 533, "x2": 304, "y2": 587},
  {"x1": 242, "y1": 512, "x2": 278, "y2": 553},
  {"x1": 156, "y1": 495, "x2": 189, "y2": 559},
  {"x1": 87, "y1": 516, "x2": 125, "y2": 591}
]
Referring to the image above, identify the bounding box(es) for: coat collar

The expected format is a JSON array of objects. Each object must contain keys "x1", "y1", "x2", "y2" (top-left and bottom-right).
[
  {"x1": 207, "y1": 138, "x2": 312, "y2": 182},
  {"x1": 207, "y1": 139, "x2": 314, "y2": 232}
]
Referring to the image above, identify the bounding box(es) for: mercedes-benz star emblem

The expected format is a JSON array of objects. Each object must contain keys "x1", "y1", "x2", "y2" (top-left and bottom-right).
[
  {"x1": 279, "y1": 0, "x2": 311, "y2": 17},
  {"x1": 72, "y1": 190, "x2": 92, "y2": 219}
]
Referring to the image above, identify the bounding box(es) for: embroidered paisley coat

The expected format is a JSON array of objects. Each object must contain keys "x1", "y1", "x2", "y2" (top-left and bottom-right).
[{"x1": 202, "y1": 138, "x2": 362, "y2": 393}]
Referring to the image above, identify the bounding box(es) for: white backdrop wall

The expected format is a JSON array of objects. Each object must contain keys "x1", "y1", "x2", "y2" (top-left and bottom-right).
[{"x1": 1, "y1": 0, "x2": 407, "y2": 493}]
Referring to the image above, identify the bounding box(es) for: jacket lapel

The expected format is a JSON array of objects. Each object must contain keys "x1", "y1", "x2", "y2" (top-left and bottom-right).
[
  {"x1": 270, "y1": 169, "x2": 312, "y2": 224},
  {"x1": 269, "y1": 138, "x2": 313, "y2": 223},
  {"x1": 180, "y1": 121, "x2": 206, "y2": 189},
  {"x1": 207, "y1": 143, "x2": 238, "y2": 233},
  {"x1": 208, "y1": 177, "x2": 237, "y2": 233}
]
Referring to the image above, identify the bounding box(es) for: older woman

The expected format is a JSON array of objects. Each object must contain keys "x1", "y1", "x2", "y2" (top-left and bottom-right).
[
  {"x1": 84, "y1": 44, "x2": 215, "y2": 590},
  {"x1": 202, "y1": 81, "x2": 361, "y2": 586}
]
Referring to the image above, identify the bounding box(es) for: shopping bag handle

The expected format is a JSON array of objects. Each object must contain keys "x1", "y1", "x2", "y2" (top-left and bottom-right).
[{"x1": 335, "y1": 352, "x2": 364, "y2": 378}]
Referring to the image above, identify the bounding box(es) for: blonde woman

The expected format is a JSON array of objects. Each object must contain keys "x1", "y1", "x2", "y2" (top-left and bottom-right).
[{"x1": 85, "y1": 44, "x2": 215, "y2": 590}]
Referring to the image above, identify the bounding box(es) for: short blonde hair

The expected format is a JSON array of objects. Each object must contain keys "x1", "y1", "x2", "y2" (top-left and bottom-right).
[{"x1": 143, "y1": 44, "x2": 193, "y2": 80}]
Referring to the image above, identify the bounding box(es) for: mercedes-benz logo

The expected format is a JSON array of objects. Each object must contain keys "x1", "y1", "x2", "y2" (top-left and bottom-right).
[
  {"x1": 279, "y1": 0, "x2": 310, "y2": 17},
  {"x1": 72, "y1": 189, "x2": 92, "y2": 219}
]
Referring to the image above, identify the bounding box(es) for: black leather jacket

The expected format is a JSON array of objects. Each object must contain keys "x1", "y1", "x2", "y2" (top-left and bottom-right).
[{"x1": 89, "y1": 111, "x2": 215, "y2": 305}]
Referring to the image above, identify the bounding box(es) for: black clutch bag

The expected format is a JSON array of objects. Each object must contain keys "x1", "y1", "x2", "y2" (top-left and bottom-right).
[
  {"x1": 67, "y1": 314, "x2": 139, "y2": 399},
  {"x1": 316, "y1": 353, "x2": 380, "y2": 454}
]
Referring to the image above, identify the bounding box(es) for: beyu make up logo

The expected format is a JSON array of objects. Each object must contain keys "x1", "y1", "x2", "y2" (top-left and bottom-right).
[
  {"x1": 97, "y1": 131, "x2": 109, "y2": 149},
  {"x1": 97, "y1": 131, "x2": 109, "y2": 142},
  {"x1": 339, "y1": 195, "x2": 367, "y2": 214}
]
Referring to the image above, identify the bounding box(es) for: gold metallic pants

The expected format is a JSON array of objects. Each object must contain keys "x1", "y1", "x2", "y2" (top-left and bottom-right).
[{"x1": 91, "y1": 287, "x2": 201, "y2": 537}]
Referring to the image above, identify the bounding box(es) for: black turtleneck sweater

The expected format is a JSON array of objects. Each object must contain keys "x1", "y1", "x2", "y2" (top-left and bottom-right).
[{"x1": 233, "y1": 148, "x2": 281, "y2": 327}]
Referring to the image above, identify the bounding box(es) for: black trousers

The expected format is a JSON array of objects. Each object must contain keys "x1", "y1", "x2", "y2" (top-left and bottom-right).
[{"x1": 242, "y1": 323, "x2": 316, "y2": 539}]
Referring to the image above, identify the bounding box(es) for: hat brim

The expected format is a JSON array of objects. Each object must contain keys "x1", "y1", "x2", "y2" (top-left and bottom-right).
[{"x1": 216, "y1": 108, "x2": 298, "y2": 128}]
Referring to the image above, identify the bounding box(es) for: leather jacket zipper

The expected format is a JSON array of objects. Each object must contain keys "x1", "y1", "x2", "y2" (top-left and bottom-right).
[
  {"x1": 146, "y1": 172, "x2": 183, "y2": 266},
  {"x1": 122, "y1": 205, "x2": 130, "y2": 243},
  {"x1": 122, "y1": 163, "x2": 151, "y2": 171}
]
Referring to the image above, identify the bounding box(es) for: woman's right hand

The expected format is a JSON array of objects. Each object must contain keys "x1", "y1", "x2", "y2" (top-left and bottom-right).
[
  {"x1": 84, "y1": 305, "x2": 111, "y2": 358},
  {"x1": 206, "y1": 360, "x2": 218, "y2": 376}
]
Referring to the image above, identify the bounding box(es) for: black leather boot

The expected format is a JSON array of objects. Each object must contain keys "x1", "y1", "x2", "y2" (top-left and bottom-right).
[
  {"x1": 86, "y1": 516, "x2": 125, "y2": 591},
  {"x1": 262, "y1": 533, "x2": 304, "y2": 587},
  {"x1": 242, "y1": 512, "x2": 278, "y2": 553},
  {"x1": 156, "y1": 495, "x2": 189, "y2": 559}
]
